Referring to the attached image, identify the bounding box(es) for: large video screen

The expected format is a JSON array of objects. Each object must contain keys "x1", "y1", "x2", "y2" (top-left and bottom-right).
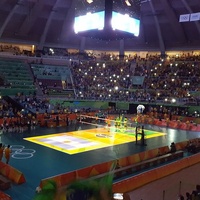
[
  {"x1": 75, "y1": 0, "x2": 105, "y2": 17},
  {"x1": 74, "y1": 11, "x2": 105, "y2": 33},
  {"x1": 111, "y1": 11, "x2": 140, "y2": 36},
  {"x1": 113, "y1": 0, "x2": 141, "y2": 19}
]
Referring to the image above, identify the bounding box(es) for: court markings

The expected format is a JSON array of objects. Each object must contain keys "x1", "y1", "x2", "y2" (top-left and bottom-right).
[
  {"x1": 10, "y1": 145, "x2": 36, "y2": 159},
  {"x1": 24, "y1": 127, "x2": 166, "y2": 155}
]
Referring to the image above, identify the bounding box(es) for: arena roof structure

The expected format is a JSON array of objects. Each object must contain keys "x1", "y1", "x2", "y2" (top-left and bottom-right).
[{"x1": 0, "y1": 0, "x2": 200, "y2": 52}]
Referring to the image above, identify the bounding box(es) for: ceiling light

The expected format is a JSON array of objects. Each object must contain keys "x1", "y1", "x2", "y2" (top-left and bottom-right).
[
  {"x1": 87, "y1": 0, "x2": 93, "y2": 4},
  {"x1": 125, "y1": 0, "x2": 131, "y2": 6}
]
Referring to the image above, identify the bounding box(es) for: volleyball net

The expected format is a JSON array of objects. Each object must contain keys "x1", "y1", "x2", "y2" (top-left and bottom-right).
[{"x1": 79, "y1": 114, "x2": 136, "y2": 133}]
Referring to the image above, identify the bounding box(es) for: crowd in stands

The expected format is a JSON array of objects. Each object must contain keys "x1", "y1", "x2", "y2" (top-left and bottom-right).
[
  {"x1": 0, "y1": 98, "x2": 15, "y2": 118},
  {"x1": 179, "y1": 184, "x2": 200, "y2": 200},
  {"x1": 0, "y1": 116, "x2": 38, "y2": 133},
  {"x1": 30, "y1": 63, "x2": 74, "y2": 97},
  {"x1": 71, "y1": 60, "x2": 133, "y2": 100},
  {"x1": 0, "y1": 96, "x2": 39, "y2": 133},
  {"x1": 0, "y1": 52, "x2": 199, "y2": 110},
  {"x1": 1, "y1": 45, "x2": 199, "y2": 105},
  {"x1": 0, "y1": 113, "x2": 38, "y2": 133},
  {"x1": 186, "y1": 139, "x2": 200, "y2": 154},
  {"x1": 14, "y1": 93, "x2": 49, "y2": 114},
  {"x1": 0, "y1": 48, "x2": 200, "y2": 199},
  {"x1": 70, "y1": 53, "x2": 200, "y2": 104},
  {"x1": 143, "y1": 59, "x2": 200, "y2": 100},
  {"x1": 0, "y1": 44, "x2": 21, "y2": 55},
  {"x1": 148, "y1": 105, "x2": 190, "y2": 119}
]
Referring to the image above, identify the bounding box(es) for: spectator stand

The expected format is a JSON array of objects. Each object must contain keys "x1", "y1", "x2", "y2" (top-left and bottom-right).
[
  {"x1": 31, "y1": 64, "x2": 75, "y2": 97},
  {"x1": 0, "y1": 59, "x2": 36, "y2": 96}
]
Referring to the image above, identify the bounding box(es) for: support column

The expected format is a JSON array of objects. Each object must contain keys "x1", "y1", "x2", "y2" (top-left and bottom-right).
[
  {"x1": 149, "y1": 1, "x2": 165, "y2": 56},
  {"x1": 0, "y1": 0, "x2": 23, "y2": 38},
  {"x1": 38, "y1": 0, "x2": 59, "y2": 50},
  {"x1": 79, "y1": 37, "x2": 86, "y2": 54},
  {"x1": 60, "y1": 0, "x2": 75, "y2": 41},
  {"x1": 119, "y1": 39, "x2": 125, "y2": 60}
]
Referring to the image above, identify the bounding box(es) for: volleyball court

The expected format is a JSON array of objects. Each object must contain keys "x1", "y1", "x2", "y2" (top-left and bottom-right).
[
  {"x1": 79, "y1": 114, "x2": 136, "y2": 137},
  {"x1": 78, "y1": 114, "x2": 166, "y2": 140}
]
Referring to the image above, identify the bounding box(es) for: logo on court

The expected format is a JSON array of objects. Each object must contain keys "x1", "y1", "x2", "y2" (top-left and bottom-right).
[
  {"x1": 11, "y1": 145, "x2": 36, "y2": 159},
  {"x1": 96, "y1": 134, "x2": 112, "y2": 138}
]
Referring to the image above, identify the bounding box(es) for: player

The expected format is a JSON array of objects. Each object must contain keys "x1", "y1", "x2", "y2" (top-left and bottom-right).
[
  {"x1": 123, "y1": 117, "x2": 128, "y2": 130},
  {"x1": 0, "y1": 143, "x2": 4, "y2": 161},
  {"x1": 4, "y1": 145, "x2": 11, "y2": 164}
]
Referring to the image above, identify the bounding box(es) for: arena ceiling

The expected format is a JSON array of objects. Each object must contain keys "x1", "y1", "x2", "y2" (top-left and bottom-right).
[{"x1": 0, "y1": 0, "x2": 200, "y2": 52}]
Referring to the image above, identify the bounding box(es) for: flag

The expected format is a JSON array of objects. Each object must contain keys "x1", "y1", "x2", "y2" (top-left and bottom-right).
[
  {"x1": 190, "y1": 12, "x2": 200, "y2": 21},
  {"x1": 179, "y1": 14, "x2": 190, "y2": 22}
]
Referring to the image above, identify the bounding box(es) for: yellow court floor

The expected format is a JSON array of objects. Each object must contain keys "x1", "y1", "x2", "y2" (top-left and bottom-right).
[{"x1": 24, "y1": 127, "x2": 166, "y2": 155}]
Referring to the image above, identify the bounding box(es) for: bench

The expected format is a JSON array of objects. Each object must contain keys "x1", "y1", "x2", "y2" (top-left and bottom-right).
[{"x1": 0, "y1": 175, "x2": 11, "y2": 191}]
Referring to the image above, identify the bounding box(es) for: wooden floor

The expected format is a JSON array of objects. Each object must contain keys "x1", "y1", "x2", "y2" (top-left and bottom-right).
[{"x1": 0, "y1": 123, "x2": 199, "y2": 200}]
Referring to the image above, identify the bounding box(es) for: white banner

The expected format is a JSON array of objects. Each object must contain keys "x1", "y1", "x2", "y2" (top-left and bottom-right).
[
  {"x1": 190, "y1": 12, "x2": 200, "y2": 21},
  {"x1": 179, "y1": 14, "x2": 190, "y2": 22}
]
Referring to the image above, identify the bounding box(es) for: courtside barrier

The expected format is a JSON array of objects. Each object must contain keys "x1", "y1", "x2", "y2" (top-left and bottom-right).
[
  {"x1": 190, "y1": 125, "x2": 197, "y2": 131},
  {"x1": 175, "y1": 141, "x2": 188, "y2": 151},
  {"x1": 168, "y1": 121, "x2": 179, "y2": 128},
  {"x1": 138, "y1": 147, "x2": 161, "y2": 161},
  {"x1": 40, "y1": 161, "x2": 115, "y2": 189},
  {"x1": 161, "y1": 120, "x2": 167, "y2": 126},
  {"x1": 154, "y1": 119, "x2": 167, "y2": 127},
  {"x1": 90, "y1": 161, "x2": 114, "y2": 175},
  {"x1": 191, "y1": 124, "x2": 200, "y2": 131},
  {"x1": 138, "y1": 151, "x2": 149, "y2": 161},
  {"x1": 75, "y1": 166, "x2": 94, "y2": 179},
  {"x1": 68, "y1": 113, "x2": 77, "y2": 121},
  {"x1": 39, "y1": 139, "x2": 196, "y2": 194},
  {"x1": 127, "y1": 154, "x2": 141, "y2": 165},
  {"x1": 40, "y1": 171, "x2": 76, "y2": 188},
  {"x1": 187, "y1": 153, "x2": 200, "y2": 166},
  {"x1": 133, "y1": 114, "x2": 200, "y2": 132},
  {"x1": 158, "y1": 145, "x2": 170, "y2": 154},
  {"x1": 145, "y1": 148, "x2": 160, "y2": 159},
  {"x1": 0, "y1": 191, "x2": 11, "y2": 200},
  {"x1": 153, "y1": 119, "x2": 160, "y2": 125},
  {"x1": 47, "y1": 121, "x2": 57, "y2": 128},
  {"x1": 39, "y1": 144, "x2": 184, "y2": 190},
  {"x1": 0, "y1": 161, "x2": 26, "y2": 184},
  {"x1": 59, "y1": 121, "x2": 67, "y2": 126},
  {"x1": 120, "y1": 146, "x2": 170, "y2": 167},
  {"x1": 40, "y1": 161, "x2": 114, "y2": 189},
  {"x1": 113, "y1": 169, "x2": 158, "y2": 193},
  {"x1": 112, "y1": 153, "x2": 200, "y2": 194},
  {"x1": 118, "y1": 157, "x2": 129, "y2": 167}
]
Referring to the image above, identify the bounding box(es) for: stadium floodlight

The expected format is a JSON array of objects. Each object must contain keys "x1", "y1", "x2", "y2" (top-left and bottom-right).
[
  {"x1": 86, "y1": 0, "x2": 93, "y2": 4},
  {"x1": 125, "y1": 0, "x2": 131, "y2": 6}
]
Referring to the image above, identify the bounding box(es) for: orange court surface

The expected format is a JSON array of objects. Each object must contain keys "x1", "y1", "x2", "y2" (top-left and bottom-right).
[{"x1": 24, "y1": 127, "x2": 166, "y2": 154}]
